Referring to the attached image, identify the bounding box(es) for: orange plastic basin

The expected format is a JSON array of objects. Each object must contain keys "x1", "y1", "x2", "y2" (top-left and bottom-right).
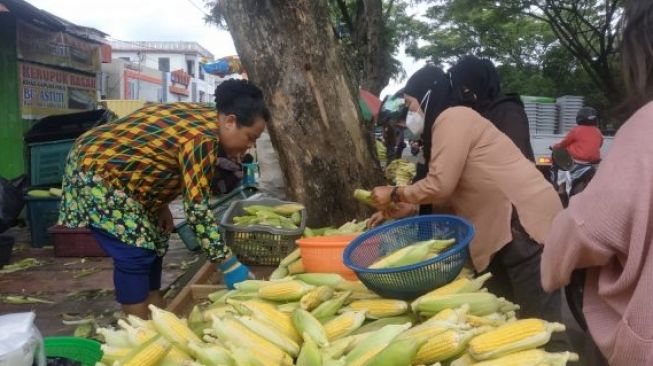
[{"x1": 296, "y1": 234, "x2": 359, "y2": 280}]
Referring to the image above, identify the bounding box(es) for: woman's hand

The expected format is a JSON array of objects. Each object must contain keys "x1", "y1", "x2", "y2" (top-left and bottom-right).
[
  {"x1": 367, "y1": 202, "x2": 418, "y2": 228},
  {"x1": 371, "y1": 186, "x2": 394, "y2": 209},
  {"x1": 156, "y1": 206, "x2": 174, "y2": 234}
]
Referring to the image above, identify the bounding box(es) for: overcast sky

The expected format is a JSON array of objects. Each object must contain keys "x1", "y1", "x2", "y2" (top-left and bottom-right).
[{"x1": 27, "y1": 0, "x2": 422, "y2": 97}]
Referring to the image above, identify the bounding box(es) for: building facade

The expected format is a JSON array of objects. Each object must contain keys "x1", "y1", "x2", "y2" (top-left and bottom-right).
[{"x1": 108, "y1": 41, "x2": 219, "y2": 103}]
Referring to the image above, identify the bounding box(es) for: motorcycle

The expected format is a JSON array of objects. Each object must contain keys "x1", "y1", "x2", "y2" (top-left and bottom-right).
[{"x1": 550, "y1": 147, "x2": 600, "y2": 331}]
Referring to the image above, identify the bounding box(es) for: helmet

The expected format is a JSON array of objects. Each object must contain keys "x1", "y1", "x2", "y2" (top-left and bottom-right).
[
  {"x1": 576, "y1": 107, "x2": 598, "y2": 125},
  {"x1": 378, "y1": 88, "x2": 408, "y2": 127}
]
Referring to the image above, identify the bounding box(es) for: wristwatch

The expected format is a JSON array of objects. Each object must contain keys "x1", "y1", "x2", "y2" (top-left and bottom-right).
[{"x1": 390, "y1": 186, "x2": 400, "y2": 203}]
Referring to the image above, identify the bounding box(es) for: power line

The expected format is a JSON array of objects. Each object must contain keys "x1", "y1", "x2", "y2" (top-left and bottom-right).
[{"x1": 182, "y1": 0, "x2": 211, "y2": 17}]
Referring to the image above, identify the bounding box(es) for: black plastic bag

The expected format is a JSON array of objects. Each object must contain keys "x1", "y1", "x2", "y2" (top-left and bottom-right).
[{"x1": 0, "y1": 175, "x2": 27, "y2": 233}]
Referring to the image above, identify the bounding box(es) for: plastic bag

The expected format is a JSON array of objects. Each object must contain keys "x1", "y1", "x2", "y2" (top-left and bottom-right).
[
  {"x1": 0, "y1": 175, "x2": 27, "y2": 234},
  {"x1": 0, "y1": 312, "x2": 45, "y2": 366}
]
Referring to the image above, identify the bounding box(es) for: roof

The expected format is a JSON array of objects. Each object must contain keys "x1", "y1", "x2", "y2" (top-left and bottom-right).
[
  {"x1": 1, "y1": 0, "x2": 108, "y2": 43},
  {"x1": 110, "y1": 40, "x2": 215, "y2": 59}
]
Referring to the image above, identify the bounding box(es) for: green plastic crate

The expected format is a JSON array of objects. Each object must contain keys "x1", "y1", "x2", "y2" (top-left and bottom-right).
[
  {"x1": 44, "y1": 337, "x2": 102, "y2": 366},
  {"x1": 25, "y1": 195, "x2": 61, "y2": 248},
  {"x1": 28, "y1": 139, "x2": 75, "y2": 187}
]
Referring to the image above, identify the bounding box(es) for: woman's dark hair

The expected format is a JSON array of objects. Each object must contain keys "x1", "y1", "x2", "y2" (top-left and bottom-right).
[
  {"x1": 621, "y1": 0, "x2": 653, "y2": 115},
  {"x1": 214, "y1": 79, "x2": 271, "y2": 126},
  {"x1": 404, "y1": 65, "x2": 453, "y2": 162},
  {"x1": 449, "y1": 55, "x2": 501, "y2": 112}
]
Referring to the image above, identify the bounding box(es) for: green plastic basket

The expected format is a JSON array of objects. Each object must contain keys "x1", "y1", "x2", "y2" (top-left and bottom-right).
[
  {"x1": 44, "y1": 337, "x2": 103, "y2": 366},
  {"x1": 28, "y1": 139, "x2": 75, "y2": 187},
  {"x1": 174, "y1": 185, "x2": 258, "y2": 251}
]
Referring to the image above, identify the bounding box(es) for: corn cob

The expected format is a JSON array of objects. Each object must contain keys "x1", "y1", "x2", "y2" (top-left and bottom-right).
[
  {"x1": 287, "y1": 259, "x2": 305, "y2": 274},
  {"x1": 117, "y1": 319, "x2": 157, "y2": 346},
  {"x1": 212, "y1": 316, "x2": 293, "y2": 365},
  {"x1": 324, "y1": 310, "x2": 367, "y2": 340},
  {"x1": 279, "y1": 248, "x2": 301, "y2": 267},
  {"x1": 96, "y1": 327, "x2": 131, "y2": 348},
  {"x1": 236, "y1": 315, "x2": 300, "y2": 357},
  {"x1": 272, "y1": 203, "x2": 304, "y2": 215},
  {"x1": 238, "y1": 300, "x2": 301, "y2": 342},
  {"x1": 277, "y1": 301, "x2": 301, "y2": 313},
  {"x1": 369, "y1": 239, "x2": 447, "y2": 269},
  {"x1": 300, "y1": 285, "x2": 334, "y2": 310},
  {"x1": 126, "y1": 315, "x2": 155, "y2": 330},
  {"x1": 293, "y1": 308, "x2": 330, "y2": 347},
  {"x1": 234, "y1": 280, "x2": 273, "y2": 292},
  {"x1": 323, "y1": 358, "x2": 346, "y2": 366},
  {"x1": 366, "y1": 338, "x2": 426, "y2": 366},
  {"x1": 471, "y1": 349, "x2": 580, "y2": 366},
  {"x1": 352, "y1": 315, "x2": 415, "y2": 335},
  {"x1": 149, "y1": 305, "x2": 201, "y2": 354},
  {"x1": 346, "y1": 299, "x2": 409, "y2": 319},
  {"x1": 397, "y1": 319, "x2": 469, "y2": 342},
  {"x1": 412, "y1": 273, "x2": 493, "y2": 311},
  {"x1": 202, "y1": 304, "x2": 236, "y2": 321},
  {"x1": 257, "y1": 280, "x2": 314, "y2": 301},
  {"x1": 428, "y1": 305, "x2": 469, "y2": 323},
  {"x1": 99, "y1": 345, "x2": 130, "y2": 364},
  {"x1": 207, "y1": 289, "x2": 231, "y2": 303},
  {"x1": 188, "y1": 305, "x2": 204, "y2": 325},
  {"x1": 414, "y1": 293, "x2": 518, "y2": 316},
  {"x1": 187, "y1": 340, "x2": 234, "y2": 366},
  {"x1": 335, "y1": 280, "x2": 369, "y2": 292},
  {"x1": 229, "y1": 344, "x2": 266, "y2": 366},
  {"x1": 413, "y1": 329, "x2": 475, "y2": 364},
  {"x1": 449, "y1": 353, "x2": 475, "y2": 366},
  {"x1": 296, "y1": 333, "x2": 322, "y2": 366},
  {"x1": 116, "y1": 335, "x2": 171, "y2": 366},
  {"x1": 468, "y1": 318, "x2": 566, "y2": 360},
  {"x1": 269, "y1": 266, "x2": 290, "y2": 280},
  {"x1": 321, "y1": 336, "x2": 353, "y2": 360},
  {"x1": 457, "y1": 267, "x2": 475, "y2": 279},
  {"x1": 293, "y1": 273, "x2": 343, "y2": 287},
  {"x1": 465, "y1": 312, "x2": 511, "y2": 328},
  {"x1": 312, "y1": 291, "x2": 351, "y2": 321},
  {"x1": 345, "y1": 323, "x2": 412, "y2": 366},
  {"x1": 347, "y1": 291, "x2": 382, "y2": 302}
]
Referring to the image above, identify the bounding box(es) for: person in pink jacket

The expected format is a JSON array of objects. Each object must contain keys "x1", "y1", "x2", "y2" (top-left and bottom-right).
[{"x1": 541, "y1": 1, "x2": 653, "y2": 364}]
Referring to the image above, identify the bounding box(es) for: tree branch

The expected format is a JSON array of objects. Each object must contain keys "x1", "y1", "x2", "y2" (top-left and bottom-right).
[
  {"x1": 335, "y1": 0, "x2": 354, "y2": 33},
  {"x1": 384, "y1": 0, "x2": 395, "y2": 19}
]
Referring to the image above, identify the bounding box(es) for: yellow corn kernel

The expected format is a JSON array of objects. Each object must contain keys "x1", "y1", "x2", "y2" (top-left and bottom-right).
[
  {"x1": 99, "y1": 345, "x2": 130, "y2": 365},
  {"x1": 397, "y1": 319, "x2": 468, "y2": 342},
  {"x1": 158, "y1": 346, "x2": 192, "y2": 366},
  {"x1": 471, "y1": 349, "x2": 580, "y2": 366},
  {"x1": 149, "y1": 305, "x2": 201, "y2": 354},
  {"x1": 348, "y1": 299, "x2": 409, "y2": 319},
  {"x1": 212, "y1": 316, "x2": 292, "y2": 365},
  {"x1": 300, "y1": 285, "x2": 334, "y2": 311},
  {"x1": 287, "y1": 258, "x2": 305, "y2": 274},
  {"x1": 412, "y1": 273, "x2": 493, "y2": 311},
  {"x1": 468, "y1": 319, "x2": 566, "y2": 360},
  {"x1": 293, "y1": 308, "x2": 330, "y2": 347},
  {"x1": 345, "y1": 323, "x2": 412, "y2": 366},
  {"x1": 118, "y1": 335, "x2": 170, "y2": 366},
  {"x1": 241, "y1": 300, "x2": 301, "y2": 342},
  {"x1": 117, "y1": 319, "x2": 157, "y2": 346},
  {"x1": 413, "y1": 329, "x2": 475, "y2": 365},
  {"x1": 236, "y1": 315, "x2": 300, "y2": 357},
  {"x1": 258, "y1": 280, "x2": 314, "y2": 301},
  {"x1": 324, "y1": 310, "x2": 367, "y2": 341}
]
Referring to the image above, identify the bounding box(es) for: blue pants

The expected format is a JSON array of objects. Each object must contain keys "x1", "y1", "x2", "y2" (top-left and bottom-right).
[{"x1": 91, "y1": 228, "x2": 162, "y2": 305}]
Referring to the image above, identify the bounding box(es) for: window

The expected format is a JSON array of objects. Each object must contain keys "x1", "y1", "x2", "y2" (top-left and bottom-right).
[
  {"x1": 186, "y1": 60, "x2": 195, "y2": 77},
  {"x1": 158, "y1": 57, "x2": 170, "y2": 72},
  {"x1": 199, "y1": 64, "x2": 205, "y2": 80},
  {"x1": 127, "y1": 80, "x2": 138, "y2": 99}
]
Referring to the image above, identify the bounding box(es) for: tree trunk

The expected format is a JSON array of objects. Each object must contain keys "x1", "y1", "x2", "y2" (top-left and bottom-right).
[
  {"x1": 359, "y1": 0, "x2": 389, "y2": 96},
  {"x1": 219, "y1": 0, "x2": 384, "y2": 226}
]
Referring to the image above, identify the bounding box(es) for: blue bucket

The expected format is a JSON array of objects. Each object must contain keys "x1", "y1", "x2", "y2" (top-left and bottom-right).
[{"x1": 343, "y1": 215, "x2": 474, "y2": 300}]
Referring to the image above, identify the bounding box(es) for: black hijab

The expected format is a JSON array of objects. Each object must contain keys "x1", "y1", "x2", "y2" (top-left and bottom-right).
[
  {"x1": 449, "y1": 55, "x2": 501, "y2": 112},
  {"x1": 403, "y1": 65, "x2": 453, "y2": 166}
]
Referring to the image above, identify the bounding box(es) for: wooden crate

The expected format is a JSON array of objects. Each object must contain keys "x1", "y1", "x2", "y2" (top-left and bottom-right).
[{"x1": 166, "y1": 262, "x2": 276, "y2": 316}]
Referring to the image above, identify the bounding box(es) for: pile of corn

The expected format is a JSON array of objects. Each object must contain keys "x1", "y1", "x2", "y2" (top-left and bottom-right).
[
  {"x1": 231, "y1": 204, "x2": 304, "y2": 230},
  {"x1": 303, "y1": 220, "x2": 368, "y2": 238},
  {"x1": 376, "y1": 140, "x2": 387, "y2": 163},
  {"x1": 94, "y1": 259, "x2": 578, "y2": 366},
  {"x1": 384, "y1": 159, "x2": 416, "y2": 186}
]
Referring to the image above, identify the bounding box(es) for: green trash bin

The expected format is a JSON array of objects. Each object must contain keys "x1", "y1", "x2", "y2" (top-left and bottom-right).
[{"x1": 44, "y1": 337, "x2": 103, "y2": 366}]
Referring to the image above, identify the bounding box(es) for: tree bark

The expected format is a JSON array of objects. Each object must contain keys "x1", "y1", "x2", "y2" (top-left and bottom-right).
[
  {"x1": 359, "y1": 0, "x2": 390, "y2": 96},
  {"x1": 219, "y1": 0, "x2": 384, "y2": 226}
]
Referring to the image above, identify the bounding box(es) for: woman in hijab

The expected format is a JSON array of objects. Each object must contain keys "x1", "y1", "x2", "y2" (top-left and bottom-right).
[
  {"x1": 369, "y1": 65, "x2": 565, "y2": 328},
  {"x1": 449, "y1": 55, "x2": 534, "y2": 161}
]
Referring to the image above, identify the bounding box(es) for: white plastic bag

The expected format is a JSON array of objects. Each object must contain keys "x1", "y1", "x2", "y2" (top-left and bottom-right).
[{"x1": 0, "y1": 312, "x2": 45, "y2": 366}]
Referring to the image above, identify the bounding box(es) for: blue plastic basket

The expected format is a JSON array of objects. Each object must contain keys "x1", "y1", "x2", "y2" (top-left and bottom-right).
[{"x1": 343, "y1": 215, "x2": 475, "y2": 300}]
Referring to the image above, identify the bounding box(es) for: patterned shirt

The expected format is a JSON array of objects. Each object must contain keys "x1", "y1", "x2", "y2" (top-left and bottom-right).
[{"x1": 58, "y1": 102, "x2": 226, "y2": 261}]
